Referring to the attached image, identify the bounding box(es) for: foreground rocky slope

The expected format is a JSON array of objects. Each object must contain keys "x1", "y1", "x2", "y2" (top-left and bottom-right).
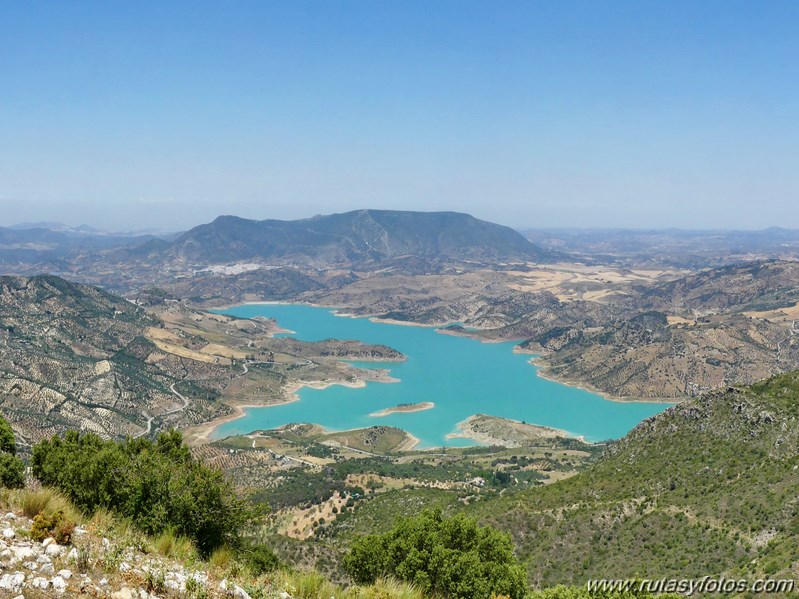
[
  {"x1": 0, "y1": 487, "x2": 421, "y2": 599},
  {"x1": 0, "y1": 506, "x2": 206, "y2": 598}
]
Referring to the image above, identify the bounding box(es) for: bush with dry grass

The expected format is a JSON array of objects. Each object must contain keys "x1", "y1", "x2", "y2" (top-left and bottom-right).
[{"x1": 30, "y1": 509, "x2": 75, "y2": 544}]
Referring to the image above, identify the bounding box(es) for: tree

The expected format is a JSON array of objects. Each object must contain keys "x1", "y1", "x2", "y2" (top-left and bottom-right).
[
  {"x1": 31, "y1": 429, "x2": 259, "y2": 556},
  {"x1": 0, "y1": 415, "x2": 17, "y2": 455},
  {"x1": 0, "y1": 415, "x2": 24, "y2": 488},
  {"x1": 343, "y1": 509, "x2": 527, "y2": 599},
  {"x1": 0, "y1": 452, "x2": 24, "y2": 489}
]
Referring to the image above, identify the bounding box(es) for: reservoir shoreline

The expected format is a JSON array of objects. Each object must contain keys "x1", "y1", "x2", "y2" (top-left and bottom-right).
[{"x1": 205, "y1": 302, "x2": 671, "y2": 447}]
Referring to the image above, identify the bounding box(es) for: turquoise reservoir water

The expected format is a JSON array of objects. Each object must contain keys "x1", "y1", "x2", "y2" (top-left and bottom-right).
[{"x1": 213, "y1": 304, "x2": 671, "y2": 447}]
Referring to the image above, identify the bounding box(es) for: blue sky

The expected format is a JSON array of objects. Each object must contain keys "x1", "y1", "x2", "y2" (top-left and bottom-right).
[{"x1": 1, "y1": 1, "x2": 798, "y2": 231}]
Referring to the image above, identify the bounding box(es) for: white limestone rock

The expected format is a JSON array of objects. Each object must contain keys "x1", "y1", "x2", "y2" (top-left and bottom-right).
[
  {"x1": 51, "y1": 574, "x2": 67, "y2": 592},
  {"x1": 13, "y1": 546, "x2": 35, "y2": 560},
  {"x1": 32, "y1": 575, "x2": 50, "y2": 589},
  {"x1": 234, "y1": 585, "x2": 253, "y2": 599},
  {"x1": 0, "y1": 571, "x2": 25, "y2": 592}
]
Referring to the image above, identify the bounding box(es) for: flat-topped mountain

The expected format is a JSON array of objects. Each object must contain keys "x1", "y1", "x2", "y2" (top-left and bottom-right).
[{"x1": 155, "y1": 210, "x2": 564, "y2": 268}]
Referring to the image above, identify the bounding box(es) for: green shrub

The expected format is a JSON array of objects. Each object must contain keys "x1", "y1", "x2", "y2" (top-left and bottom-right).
[
  {"x1": 0, "y1": 415, "x2": 23, "y2": 488},
  {"x1": 0, "y1": 452, "x2": 24, "y2": 489},
  {"x1": 241, "y1": 542, "x2": 281, "y2": 575},
  {"x1": 343, "y1": 509, "x2": 527, "y2": 599},
  {"x1": 31, "y1": 429, "x2": 258, "y2": 556},
  {"x1": 0, "y1": 415, "x2": 17, "y2": 455}
]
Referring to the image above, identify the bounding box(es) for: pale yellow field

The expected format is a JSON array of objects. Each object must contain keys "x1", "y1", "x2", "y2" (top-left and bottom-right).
[
  {"x1": 744, "y1": 302, "x2": 799, "y2": 322},
  {"x1": 667, "y1": 315, "x2": 695, "y2": 326},
  {"x1": 504, "y1": 264, "x2": 684, "y2": 302},
  {"x1": 149, "y1": 338, "x2": 228, "y2": 364},
  {"x1": 199, "y1": 343, "x2": 249, "y2": 359},
  {"x1": 145, "y1": 326, "x2": 182, "y2": 341},
  {"x1": 583, "y1": 289, "x2": 626, "y2": 302}
]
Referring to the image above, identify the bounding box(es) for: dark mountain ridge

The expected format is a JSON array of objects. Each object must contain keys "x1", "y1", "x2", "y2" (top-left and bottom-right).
[{"x1": 155, "y1": 210, "x2": 566, "y2": 268}]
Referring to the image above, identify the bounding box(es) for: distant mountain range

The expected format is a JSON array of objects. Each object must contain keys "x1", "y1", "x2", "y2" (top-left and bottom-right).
[
  {"x1": 9, "y1": 214, "x2": 799, "y2": 274},
  {"x1": 0, "y1": 225, "x2": 165, "y2": 266},
  {"x1": 145, "y1": 210, "x2": 566, "y2": 268},
  {"x1": 8, "y1": 222, "x2": 178, "y2": 237},
  {"x1": 525, "y1": 227, "x2": 799, "y2": 268},
  {"x1": 1, "y1": 210, "x2": 565, "y2": 273}
]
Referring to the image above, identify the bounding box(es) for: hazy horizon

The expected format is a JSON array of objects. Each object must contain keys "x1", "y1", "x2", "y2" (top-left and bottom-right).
[
  {"x1": 3, "y1": 1, "x2": 798, "y2": 231},
  {"x1": 5, "y1": 209, "x2": 799, "y2": 237}
]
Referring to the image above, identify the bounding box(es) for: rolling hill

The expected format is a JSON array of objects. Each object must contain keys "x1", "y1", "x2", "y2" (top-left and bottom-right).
[
  {"x1": 467, "y1": 371, "x2": 799, "y2": 587},
  {"x1": 0, "y1": 275, "x2": 406, "y2": 450},
  {"x1": 0, "y1": 275, "x2": 229, "y2": 445}
]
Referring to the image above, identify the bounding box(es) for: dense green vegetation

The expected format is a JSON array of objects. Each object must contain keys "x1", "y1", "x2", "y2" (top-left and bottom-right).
[
  {"x1": 250, "y1": 452, "x2": 545, "y2": 511},
  {"x1": 0, "y1": 415, "x2": 24, "y2": 488},
  {"x1": 461, "y1": 372, "x2": 799, "y2": 587},
  {"x1": 246, "y1": 371, "x2": 799, "y2": 594},
  {"x1": 31, "y1": 429, "x2": 257, "y2": 555},
  {"x1": 0, "y1": 415, "x2": 17, "y2": 455},
  {"x1": 344, "y1": 509, "x2": 527, "y2": 599}
]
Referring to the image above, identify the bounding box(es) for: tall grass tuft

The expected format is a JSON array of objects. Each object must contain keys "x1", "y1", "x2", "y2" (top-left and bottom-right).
[
  {"x1": 208, "y1": 545, "x2": 236, "y2": 572},
  {"x1": 20, "y1": 488, "x2": 54, "y2": 518},
  {"x1": 361, "y1": 578, "x2": 425, "y2": 599},
  {"x1": 87, "y1": 507, "x2": 116, "y2": 535},
  {"x1": 20, "y1": 488, "x2": 81, "y2": 522},
  {"x1": 155, "y1": 529, "x2": 196, "y2": 560},
  {"x1": 291, "y1": 571, "x2": 340, "y2": 599}
]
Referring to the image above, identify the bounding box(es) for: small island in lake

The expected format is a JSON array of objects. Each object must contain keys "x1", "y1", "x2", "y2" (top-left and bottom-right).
[
  {"x1": 447, "y1": 414, "x2": 584, "y2": 448},
  {"x1": 369, "y1": 401, "x2": 435, "y2": 417}
]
